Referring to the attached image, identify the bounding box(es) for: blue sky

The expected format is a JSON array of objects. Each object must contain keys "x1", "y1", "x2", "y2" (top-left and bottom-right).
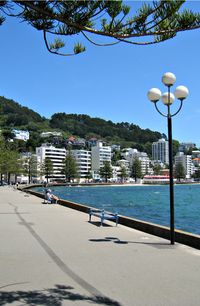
[{"x1": 0, "y1": 1, "x2": 200, "y2": 146}]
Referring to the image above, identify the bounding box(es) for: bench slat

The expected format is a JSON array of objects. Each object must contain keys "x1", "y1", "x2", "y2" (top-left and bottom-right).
[{"x1": 89, "y1": 209, "x2": 118, "y2": 226}]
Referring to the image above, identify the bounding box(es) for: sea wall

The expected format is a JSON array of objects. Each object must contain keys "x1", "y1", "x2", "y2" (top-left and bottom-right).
[{"x1": 24, "y1": 188, "x2": 200, "y2": 250}]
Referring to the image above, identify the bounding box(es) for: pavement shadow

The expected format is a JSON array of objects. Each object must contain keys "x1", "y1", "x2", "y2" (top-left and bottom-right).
[
  {"x1": 0, "y1": 284, "x2": 122, "y2": 306},
  {"x1": 88, "y1": 221, "x2": 111, "y2": 227},
  {"x1": 89, "y1": 237, "x2": 172, "y2": 248}
]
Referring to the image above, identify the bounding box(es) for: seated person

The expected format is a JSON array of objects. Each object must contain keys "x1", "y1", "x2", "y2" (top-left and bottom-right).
[{"x1": 46, "y1": 189, "x2": 59, "y2": 204}]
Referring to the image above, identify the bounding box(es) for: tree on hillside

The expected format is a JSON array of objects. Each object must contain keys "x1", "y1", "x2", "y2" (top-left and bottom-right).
[
  {"x1": 0, "y1": 1, "x2": 200, "y2": 56},
  {"x1": 1, "y1": 130, "x2": 15, "y2": 142},
  {"x1": 131, "y1": 157, "x2": 142, "y2": 182},
  {"x1": 112, "y1": 150, "x2": 121, "y2": 166},
  {"x1": 61, "y1": 151, "x2": 78, "y2": 182},
  {"x1": 99, "y1": 161, "x2": 113, "y2": 183},
  {"x1": 172, "y1": 140, "x2": 180, "y2": 157}
]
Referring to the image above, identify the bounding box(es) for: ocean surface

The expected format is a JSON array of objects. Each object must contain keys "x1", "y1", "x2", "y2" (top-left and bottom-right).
[{"x1": 34, "y1": 184, "x2": 200, "y2": 235}]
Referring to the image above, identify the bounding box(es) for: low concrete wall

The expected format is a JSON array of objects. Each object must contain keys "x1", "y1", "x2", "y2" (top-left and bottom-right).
[{"x1": 25, "y1": 189, "x2": 200, "y2": 250}]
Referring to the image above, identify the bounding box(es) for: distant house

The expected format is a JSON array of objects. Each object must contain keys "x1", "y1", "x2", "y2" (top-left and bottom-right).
[
  {"x1": 86, "y1": 138, "x2": 98, "y2": 147},
  {"x1": 66, "y1": 136, "x2": 86, "y2": 147},
  {"x1": 12, "y1": 129, "x2": 29, "y2": 141},
  {"x1": 40, "y1": 131, "x2": 62, "y2": 138},
  {"x1": 74, "y1": 138, "x2": 86, "y2": 147},
  {"x1": 111, "y1": 144, "x2": 121, "y2": 152},
  {"x1": 192, "y1": 158, "x2": 200, "y2": 167},
  {"x1": 68, "y1": 136, "x2": 76, "y2": 143},
  {"x1": 179, "y1": 142, "x2": 196, "y2": 152}
]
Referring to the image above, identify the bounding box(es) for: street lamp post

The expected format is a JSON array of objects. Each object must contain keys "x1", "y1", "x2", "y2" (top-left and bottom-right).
[{"x1": 147, "y1": 72, "x2": 189, "y2": 245}]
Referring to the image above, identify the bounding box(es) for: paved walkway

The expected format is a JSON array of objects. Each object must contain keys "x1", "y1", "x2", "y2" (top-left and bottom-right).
[{"x1": 0, "y1": 186, "x2": 200, "y2": 306}]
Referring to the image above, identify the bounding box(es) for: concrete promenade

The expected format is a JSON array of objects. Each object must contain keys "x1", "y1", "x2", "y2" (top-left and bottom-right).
[{"x1": 0, "y1": 186, "x2": 200, "y2": 306}]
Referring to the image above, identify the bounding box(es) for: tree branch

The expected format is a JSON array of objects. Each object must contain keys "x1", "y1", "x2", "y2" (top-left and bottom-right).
[{"x1": 43, "y1": 30, "x2": 76, "y2": 56}]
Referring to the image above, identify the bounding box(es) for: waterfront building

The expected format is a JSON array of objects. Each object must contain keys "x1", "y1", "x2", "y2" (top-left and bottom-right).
[
  {"x1": 72, "y1": 149, "x2": 91, "y2": 180},
  {"x1": 152, "y1": 138, "x2": 169, "y2": 164},
  {"x1": 91, "y1": 141, "x2": 111, "y2": 171},
  {"x1": 36, "y1": 144, "x2": 66, "y2": 182},
  {"x1": 121, "y1": 148, "x2": 150, "y2": 175},
  {"x1": 174, "y1": 152, "x2": 194, "y2": 179}
]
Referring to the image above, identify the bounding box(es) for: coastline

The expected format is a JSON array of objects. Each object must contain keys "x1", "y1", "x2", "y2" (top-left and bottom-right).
[
  {"x1": 22, "y1": 186, "x2": 200, "y2": 250},
  {"x1": 27, "y1": 182, "x2": 200, "y2": 236}
]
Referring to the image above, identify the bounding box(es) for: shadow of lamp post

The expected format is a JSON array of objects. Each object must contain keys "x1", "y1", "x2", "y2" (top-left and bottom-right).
[{"x1": 147, "y1": 72, "x2": 189, "y2": 245}]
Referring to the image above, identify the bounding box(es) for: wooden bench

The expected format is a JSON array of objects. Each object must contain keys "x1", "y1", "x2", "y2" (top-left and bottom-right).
[{"x1": 89, "y1": 209, "x2": 118, "y2": 226}]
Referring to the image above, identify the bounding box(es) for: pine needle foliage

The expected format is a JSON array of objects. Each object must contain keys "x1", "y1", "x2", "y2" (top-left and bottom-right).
[{"x1": 0, "y1": 1, "x2": 200, "y2": 56}]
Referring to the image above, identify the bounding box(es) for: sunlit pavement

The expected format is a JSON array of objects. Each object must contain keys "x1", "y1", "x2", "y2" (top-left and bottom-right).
[{"x1": 0, "y1": 186, "x2": 200, "y2": 306}]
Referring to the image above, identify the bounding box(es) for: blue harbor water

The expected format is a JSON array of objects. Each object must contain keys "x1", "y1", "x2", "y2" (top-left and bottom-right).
[{"x1": 34, "y1": 184, "x2": 200, "y2": 235}]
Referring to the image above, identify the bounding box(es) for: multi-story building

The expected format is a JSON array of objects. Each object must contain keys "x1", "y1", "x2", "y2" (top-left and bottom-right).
[
  {"x1": 121, "y1": 148, "x2": 150, "y2": 175},
  {"x1": 72, "y1": 149, "x2": 91, "y2": 180},
  {"x1": 174, "y1": 152, "x2": 194, "y2": 179},
  {"x1": 36, "y1": 144, "x2": 66, "y2": 182},
  {"x1": 91, "y1": 141, "x2": 111, "y2": 171},
  {"x1": 152, "y1": 138, "x2": 169, "y2": 164}
]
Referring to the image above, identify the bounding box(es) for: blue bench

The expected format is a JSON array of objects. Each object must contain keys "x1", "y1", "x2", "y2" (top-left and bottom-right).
[{"x1": 89, "y1": 209, "x2": 118, "y2": 226}]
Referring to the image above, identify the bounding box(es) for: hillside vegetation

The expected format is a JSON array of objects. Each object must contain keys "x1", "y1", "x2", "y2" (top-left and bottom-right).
[{"x1": 0, "y1": 96, "x2": 164, "y2": 154}]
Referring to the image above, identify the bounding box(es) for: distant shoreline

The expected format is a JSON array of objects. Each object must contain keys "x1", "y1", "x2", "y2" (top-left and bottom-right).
[{"x1": 22, "y1": 181, "x2": 200, "y2": 190}]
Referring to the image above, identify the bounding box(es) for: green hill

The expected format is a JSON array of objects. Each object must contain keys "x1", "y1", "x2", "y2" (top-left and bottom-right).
[{"x1": 0, "y1": 96, "x2": 165, "y2": 154}]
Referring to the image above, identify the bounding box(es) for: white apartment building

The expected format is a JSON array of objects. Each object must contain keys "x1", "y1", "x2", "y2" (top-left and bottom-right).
[
  {"x1": 91, "y1": 141, "x2": 111, "y2": 171},
  {"x1": 152, "y1": 138, "x2": 169, "y2": 164},
  {"x1": 174, "y1": 152, "x2": 194, "y2": 179},
  {"x1": 121, "y1": 148, "x2": 150, "y2": 175},
  {"x1": 72, "y1": 150, "x2": 91, "y2": 179},
  {"x1": 36, "y1": 144, "x2": 66, "y2": 182}
]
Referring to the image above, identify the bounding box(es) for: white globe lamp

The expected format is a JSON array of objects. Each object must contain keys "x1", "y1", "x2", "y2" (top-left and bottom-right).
[
  {"x1": 162, "y1": 92, "x2": 175, "y2": 105},
  {"x1": 174, "y1": 85, "x2": 189, "y2": 100},
  {"x1": 162, "y1": 72, "x2": 176, "y2": 86},
  {"x1": 147, "y1": 88, "x2": 161, "y2": 102}
]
